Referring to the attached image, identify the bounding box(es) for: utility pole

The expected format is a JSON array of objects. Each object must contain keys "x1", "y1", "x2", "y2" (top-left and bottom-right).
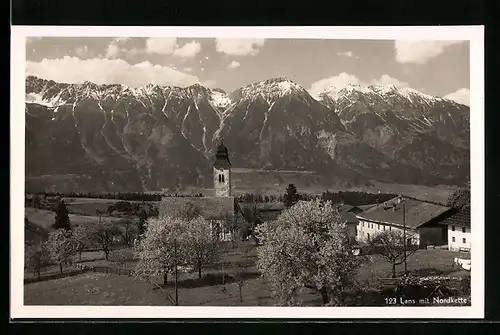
[
  {"x1": 403, "y1": 200, "x2": 407, "y2": 275},
  {"x1": 174, "y1": 238, "x2": 178, "y2": 306}
]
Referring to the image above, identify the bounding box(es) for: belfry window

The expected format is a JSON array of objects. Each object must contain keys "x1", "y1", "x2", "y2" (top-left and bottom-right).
[
  {"x1": 218, "y1": 175, "x2": 222, "y2": 183},
  {"x1": 221, "y1": 174, "x2": 225, "y2": 183}
]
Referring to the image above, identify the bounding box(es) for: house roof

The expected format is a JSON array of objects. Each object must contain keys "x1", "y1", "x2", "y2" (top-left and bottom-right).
[
  {"x1": 356, "y1": 196, "x2": 452, "y2": 229},
  {"x1": 25, "y1": 218, "x2": 49, "y2": 238},
  {"x1": 438, "y1": 207, "x2": 471, "y2": 228},
  {"x1": 159, "y1": 196, "x2": 235, "y2": 220},
  {"x1": 343, "y1": 212, "x2": 359, "y2": 224},
  {"x1": 25, "y1": 208, "x2": 55, "y2": 229},
  {"x1": 338, "y1": 204, "x2": 363, "y2": 213},
  {"x1": 339, "y1": 204, "x2": 355, "y2": 213},
  {"x1": 358, "y1": 204, "x2": 376, "y2": 211}
]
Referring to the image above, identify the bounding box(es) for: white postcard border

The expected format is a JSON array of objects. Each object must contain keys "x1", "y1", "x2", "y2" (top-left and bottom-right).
[{"x1": 10, "y1": 25, "x2": 485, "y2": 319}]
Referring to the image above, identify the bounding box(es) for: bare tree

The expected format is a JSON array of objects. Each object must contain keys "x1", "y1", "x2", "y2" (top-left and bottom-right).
[
  {"x1": 25, "y1": 242, "x2": 51, "y2": 280},
  {"x1": 182, "y1": 216, "x2": 220, "y2": 279},
  {"x1": 368, "y1": 230, "x2": 419, "y2": 278},
  {"x1": 116, "y1": 219, "x2": 137, "y2": 249},
  {"x1": 109, "y1": 249, "x2": 133, "y2": 270},
  {"x1": 220, "y1": 211, "x2": 245, "y2": 247},
  {"x1": 233, "y1": 242, "x2": 253, "y2": 302},
  {"x1": 87, "y1": 222, "x2": 120, "y2": 261}
]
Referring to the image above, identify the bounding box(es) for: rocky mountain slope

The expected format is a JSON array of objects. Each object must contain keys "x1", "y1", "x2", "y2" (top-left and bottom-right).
[{"x1": 24, "y1": 76, "x2": 470, "y2": 193}]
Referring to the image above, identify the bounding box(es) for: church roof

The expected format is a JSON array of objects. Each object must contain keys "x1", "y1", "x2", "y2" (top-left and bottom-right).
[
  {"x1": 213, "y1": 139, "x2": 231, "y2": 168},
  {"x1": 159, "y1": 196, "x2": 236, "y2": 220}
]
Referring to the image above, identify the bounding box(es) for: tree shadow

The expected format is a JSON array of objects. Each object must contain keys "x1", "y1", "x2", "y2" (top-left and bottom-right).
[
  {"x1": 407, "y1": 267, "x2": 455, "y2": 277},
  {"x1": 163, "y1": 271, "x2": 261, "y2": 289}
]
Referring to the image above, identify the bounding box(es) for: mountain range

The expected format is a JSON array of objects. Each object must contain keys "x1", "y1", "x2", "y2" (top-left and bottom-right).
[{"x1": 24, "y1": 75, "x2": 470, "y2": 193}]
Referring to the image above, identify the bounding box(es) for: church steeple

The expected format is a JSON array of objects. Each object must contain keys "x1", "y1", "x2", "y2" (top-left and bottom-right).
[
  {"x1": 213, "y1": 138, "x2": 231, "y2": 169},
  {"x1": 213, "y1": 138, "x2": 232, "y2": 197}
]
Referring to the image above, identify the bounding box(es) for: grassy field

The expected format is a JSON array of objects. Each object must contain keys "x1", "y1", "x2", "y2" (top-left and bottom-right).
[
  {"x1": 24, "y1": 245, "x2": 470, "y2": 306},
  {"x1": 25, "y1": 207, "x2": 125, "y2": 229},
  {"x1": 349, "y1": 182, "x2": 455, "y2": 204},
  {"x1": 356, "y1": 249, "x2": 470, "y2": 287}
]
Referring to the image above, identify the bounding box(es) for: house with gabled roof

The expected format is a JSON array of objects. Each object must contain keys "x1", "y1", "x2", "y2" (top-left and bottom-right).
[
  {"x1": 25, "y1": 218, "x2": 49, "y2": 247},
  {"x1": 438, "y1": 206, "x2": 471, "y2": 252},
  {"x1": 355, "y1": 195, "x2": 455, "y2": 248}
]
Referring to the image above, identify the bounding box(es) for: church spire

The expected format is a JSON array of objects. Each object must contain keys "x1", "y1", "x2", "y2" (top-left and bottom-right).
[{"x1": 213, "y1": 138, "x2": 231, "y2": 168}]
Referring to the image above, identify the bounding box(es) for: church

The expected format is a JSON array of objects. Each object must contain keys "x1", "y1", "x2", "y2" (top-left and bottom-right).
[{"x1": 159, "y1": 139, "x2": 245, "y2": 240}]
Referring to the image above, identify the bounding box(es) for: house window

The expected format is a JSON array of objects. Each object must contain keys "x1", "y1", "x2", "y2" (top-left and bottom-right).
[
  {"x1": 362, "y1": 222, "x2": 364, "y2": 227},
  {"x1": 355, "y1": 229, "x2": 358, "y2": 236},
  {"x1": 389, "y1": 226, "x2": 391, "y2": 231},
  {"x1": 377, "y1": 224, "x2": 380, "y2": 230},
  {"x1": 462, "y1": 238, "x2": 466, "y2": 244},
  {"x1": 452, "y1": 225, "x2": 455, "y2": 231},
  {"x1": 367, "y1": 233, "x2": 370, "y2": 240},
  {"x1": 452, "y1": 236, "x2": 456, "y2": 242},
  {"x1": 462, "y1": 227, "x2": 466, "y2": 233},
  {"x1": 383, "y1": 225, "x2": 385, "y2": 231}
]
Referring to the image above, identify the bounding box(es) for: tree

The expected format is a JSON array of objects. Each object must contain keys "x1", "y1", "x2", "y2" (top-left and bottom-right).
[
  {"x1": 220, "y1": 211, "x2": 246, "y2": 248},
  {"x1": 173, "y1": 201, "x2": 201, "y2": 221},
  {"x1": 283, "y1": 184, "x2": 299, "y2": 208},
  {"x1": 255, "y1": 199, "x2": 364, "y2": 306},
  {"x1": 86, "y1": 222, "x2": 120, "y2": 260},
  {"x1": 116, "y1": 219, "x2": 137, "y2": 249},
  {"x1": 109, "y1": 249, "x2": 133, "y2": 269},
  {"x1": 25, "y1": 242, "x2": 51, "y2": 280},
  {"x1": 368, "y1": 230, "x2": 419, "y2": 278},
  {"x1": 46, "y1": 229, "x2": 78, "y2": 274},
  {"x1": 182, "y1": 216, "x2": 220, "y2": 279},
  {"x1": 446, "y1": 188, "x2": 471, "y2": 210},
  {"x1": 138, "y1": 209, "x2": 148, "y2": 237},
  {"x1": 134, "y1": 216, "x2": 184, "y2": 286},
  {"x1": 53, "y1": 200, "x2": 71, "y2": 230},
  {"x1": 72, "y1": 224, "x2": 96, "y2": 261},
  {"x1": 233, "y1": 242, "x2": 253, "y2": 302}
]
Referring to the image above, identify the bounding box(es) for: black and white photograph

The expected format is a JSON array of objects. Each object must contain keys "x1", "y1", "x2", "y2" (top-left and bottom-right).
[{"x1": 11, "y1": 26, "x2": 484, "y2": 319}]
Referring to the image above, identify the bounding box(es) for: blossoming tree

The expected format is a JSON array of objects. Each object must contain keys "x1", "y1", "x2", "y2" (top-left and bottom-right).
[{"x1": 255, "y1": 199, "x2": 364, "y2": 306}]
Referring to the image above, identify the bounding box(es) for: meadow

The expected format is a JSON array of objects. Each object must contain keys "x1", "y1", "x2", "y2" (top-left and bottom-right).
[{"x1": 24, "y1": 244, "x2": 470, "y2": 306}]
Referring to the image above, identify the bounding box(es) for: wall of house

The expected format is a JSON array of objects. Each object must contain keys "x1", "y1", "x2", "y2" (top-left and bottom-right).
[
  {"x1": 213, "y1": 167, "x2": 231, "y2": 197},
  {"x1": 347, "y1": 223, "x2": 357, "y2": 244},
  {"x1": 357, "y1": 219, "x2": 419, "y2": 246},
  {"x1": 448, "y1": 224, "x2": 471, "y2": 251},
  {"x1": 418, "y1": 226, "x2": 447, "y2": 248},
  {"x1": 25, "y1": 228, "x2": 46, "y2": 247}
]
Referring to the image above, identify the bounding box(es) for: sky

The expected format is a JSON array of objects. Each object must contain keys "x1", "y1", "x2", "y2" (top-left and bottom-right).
[{"x1": 26, "y1": 37, "x2": 470, "y2": 105}]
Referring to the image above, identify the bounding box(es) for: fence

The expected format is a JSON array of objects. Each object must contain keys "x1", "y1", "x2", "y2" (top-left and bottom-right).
[{"x1": 24, "y1": 268, "x2": 91, "y2": 285}]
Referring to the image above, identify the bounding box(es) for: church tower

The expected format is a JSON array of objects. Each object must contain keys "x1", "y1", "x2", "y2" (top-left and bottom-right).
[{"x1": 213, "y1": 139, "x2": 232, "y2": 197}]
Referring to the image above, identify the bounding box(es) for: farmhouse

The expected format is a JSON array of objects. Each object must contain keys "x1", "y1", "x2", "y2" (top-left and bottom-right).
[
  {"x1": 25, "y1": 218, "x2": 49, "y2": 247},
  {"x1": 438, "y1": 206, "x2": 471, "y2": 252},
  {"x1": 355, "y1": 196, "x2": 455, "y2": 248},
  {"x1": 159, "y1": 140, "x2": 245, "y2": 240}
]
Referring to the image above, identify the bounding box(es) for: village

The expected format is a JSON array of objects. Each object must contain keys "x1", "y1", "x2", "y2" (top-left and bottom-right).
[{"x1": 24, "y1": 141, "x2": 472, "y2": 307}]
